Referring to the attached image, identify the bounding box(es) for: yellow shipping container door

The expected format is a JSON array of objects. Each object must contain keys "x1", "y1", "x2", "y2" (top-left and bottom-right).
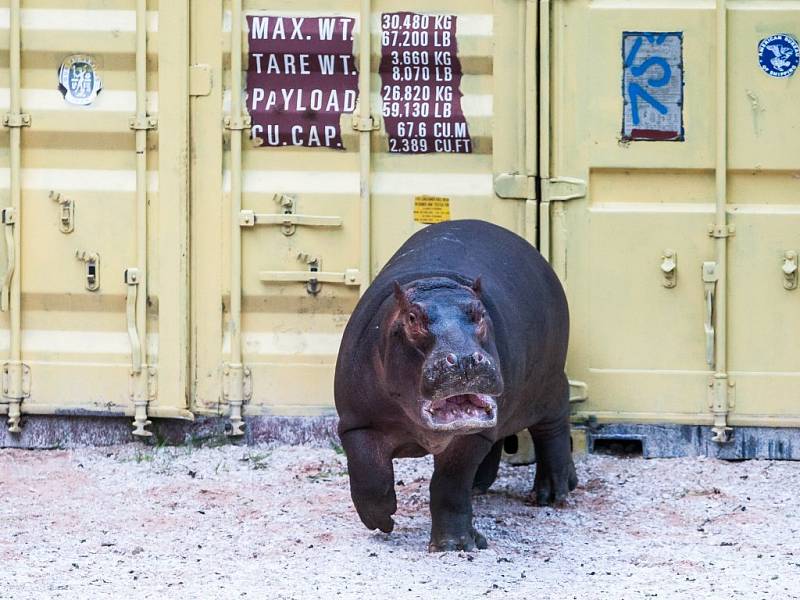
[
  {"x1": 4, "y1": 0, "x2": 797, "y2": 452},
  {"x1": 190, "y1": 0, "x2": 538, "y2": 424},
  {"x1": 549, "y1": 0, "x2": 800, "y2": 436},
  {"x1": 0, "y1": 1, "x2": 191, "y2": 434}
]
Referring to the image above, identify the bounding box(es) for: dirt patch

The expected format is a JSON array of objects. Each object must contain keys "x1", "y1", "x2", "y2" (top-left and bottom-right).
[{"x1": 1, "y1": 444, "x2": 799, "y2": 599}]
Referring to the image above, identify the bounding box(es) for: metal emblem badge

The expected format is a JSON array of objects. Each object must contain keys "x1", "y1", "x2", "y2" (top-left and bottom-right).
[
  {"x1": 58, "y1": 55, "x2": 103, "y2": 105},
  {"x1": 758, "y1": 34, "x2": 799, "y2": 78}
]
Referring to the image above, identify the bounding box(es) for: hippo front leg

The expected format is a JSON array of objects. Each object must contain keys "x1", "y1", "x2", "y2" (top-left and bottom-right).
[
  {"x1": 428, "y1": 435, "x2": 493, "y2": 552},
  {"x1": 340, "y1": 428, "x2": 397, "y2": 533}
]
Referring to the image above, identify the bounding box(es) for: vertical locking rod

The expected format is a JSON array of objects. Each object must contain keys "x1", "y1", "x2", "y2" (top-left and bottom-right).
[
  {"x1": 358, "y1": 0, "x2": 372, "y2": 295},
  {"x1": 3, "y1": 0, "x2": 24, "y2": 432},
  {"x1": 710, "y1": 0, "x2": 732, "y2": 443},
  {"x1": 538, "y1": 0, "x2": 551, "y2": 260},
  {"x1": 523, "y1": 0, "x2": 537, "y2": 244},
  {"x1": 226, "y1": 0, "x2": 246, "y2": 436},
  {"x1": 130, "y1": 0, "x2": 152, "y2": 437}
]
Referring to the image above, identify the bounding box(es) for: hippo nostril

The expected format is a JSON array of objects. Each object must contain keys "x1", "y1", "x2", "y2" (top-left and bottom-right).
[
  {"x1": 445, "y1": 353, "x2": 457, "y2": 366},
  {"x1": 473, "y1": 352, "x2": 485, "y2": 363}
]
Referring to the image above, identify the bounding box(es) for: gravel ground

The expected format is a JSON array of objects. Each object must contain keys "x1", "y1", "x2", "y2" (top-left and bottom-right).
[{"x1": 1, "y1": 442, "x2": 798, "y2": 599}]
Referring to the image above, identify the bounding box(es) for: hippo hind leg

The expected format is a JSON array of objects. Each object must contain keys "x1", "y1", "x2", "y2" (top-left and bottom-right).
[
  {"x1": 528, "y1": 415, "x2": 578, "y2": 507},
  {"x1": 472, "y1": 440, "x2": 502, "y2": 494}
]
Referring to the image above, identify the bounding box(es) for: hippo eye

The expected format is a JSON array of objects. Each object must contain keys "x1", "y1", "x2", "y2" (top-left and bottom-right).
[
  {"x1": 468, "y1": 303, "x2": 485, "y2": 323},
  {"x1": 468, "y1": 303, "x2": 488, "y2": 340},
  {"x1": 401, "y1": 307, "x2": 430, "y2": 345}
]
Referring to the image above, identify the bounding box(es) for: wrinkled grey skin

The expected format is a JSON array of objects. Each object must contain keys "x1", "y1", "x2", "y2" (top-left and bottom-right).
[{"x1": 335, "y1": 220, "x2": 576, "y2": 551}]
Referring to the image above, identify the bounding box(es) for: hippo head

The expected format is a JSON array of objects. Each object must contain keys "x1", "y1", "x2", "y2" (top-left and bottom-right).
[{"x1": 381, "y1": 277, "x2": 504, "y2": 433}]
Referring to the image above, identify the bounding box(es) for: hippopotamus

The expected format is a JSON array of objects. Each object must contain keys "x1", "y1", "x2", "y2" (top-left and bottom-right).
[{"x1": 334, "y1": 220, "x2": 576, "y2": 551}]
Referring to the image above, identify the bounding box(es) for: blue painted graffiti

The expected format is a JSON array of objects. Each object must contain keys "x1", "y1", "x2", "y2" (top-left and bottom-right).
[{"x1": 622, "y1": 32, "x2": 684, "y2": 142}]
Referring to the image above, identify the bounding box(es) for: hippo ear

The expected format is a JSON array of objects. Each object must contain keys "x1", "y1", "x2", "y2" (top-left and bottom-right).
[
  {"x1": 393, "y1": 281, "x2": 412, "y2": 312},
  {"x1": 471, "y1": 276, "x2": 483, "y2": 297}
]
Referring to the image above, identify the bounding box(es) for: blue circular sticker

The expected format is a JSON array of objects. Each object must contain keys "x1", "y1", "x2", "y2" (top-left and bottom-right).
[{"x1": 758, "y1": 34, "x2": 799, "y2": 78}]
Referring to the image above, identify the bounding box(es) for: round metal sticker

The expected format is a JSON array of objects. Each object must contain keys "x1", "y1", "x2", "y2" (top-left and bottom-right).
[
  {"x1": 758, "y1": 34, "x2": 799, "y2": 78},
  {"x1": 58, "y1": 55, "x2": 103, "y2": 105}
]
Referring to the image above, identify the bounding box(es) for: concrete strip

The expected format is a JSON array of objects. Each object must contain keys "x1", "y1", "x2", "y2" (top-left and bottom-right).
[{"x1": 0, "y1": 415, "x2": 340, "y2": 449}]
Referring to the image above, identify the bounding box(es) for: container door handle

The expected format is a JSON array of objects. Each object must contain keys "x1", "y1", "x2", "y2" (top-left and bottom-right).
[
  {"x1": 0, "y1": 208, "x2": 16, "y2": 312},
  {"x1": 124, "y1": 268, "x2": 142, "y2": 374},
  {"x1": 702, "y1": 262, "x2": 718, "y2": 369}
]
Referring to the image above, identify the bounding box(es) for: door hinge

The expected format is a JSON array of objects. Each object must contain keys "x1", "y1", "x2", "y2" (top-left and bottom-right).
[
  {"x1": 568, "y1": 379, "x2": 588, "y2": 403},
  {"x1": 543, "y1": 177, "x2": 587, "y2": 202},
  {"x1": 3, "y1": 361, "x2": 31, "y2": 433},
  {"x1": 189, "y1": 64, "x2": 212, "y2": 97},
  {"x1": 494, "y1": 173, "x2": 536, "y2": 200},
  {"x1": 495, "y1": 175, "x2": 587, "y2": 202}
]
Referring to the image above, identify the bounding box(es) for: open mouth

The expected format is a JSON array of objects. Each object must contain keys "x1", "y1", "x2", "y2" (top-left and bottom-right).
[{"x1": 421, "y1": 393, "x2": 498, "y2": 431}]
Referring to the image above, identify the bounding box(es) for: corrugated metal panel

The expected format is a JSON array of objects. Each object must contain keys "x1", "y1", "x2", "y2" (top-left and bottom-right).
[
  {"x1": 6, "y1": 0, "x2": 795, "y2": 443},
  {"x1": 191, "y1": 0, "x2": 537, "y2": 422},
  {"x1": 0, "y1": 0, "x2": 191, "y2": 435},
  {"x1": 550, "y1": 0, "x2": 800, "y2": 434}
]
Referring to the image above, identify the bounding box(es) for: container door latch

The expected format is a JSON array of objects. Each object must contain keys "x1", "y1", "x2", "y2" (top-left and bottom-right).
[
  {"x1": 661, "y1": 250, "x2": 677, "y2": 288},
  {"x1": 76, "y1": 250, "x2": 100, "y2": 292},
  {"x1": 125, "y1": 268, "x2": 151, "y2": 437},
  {"x1": 0, "y1": 207, "x2": 16, "y2": 312},
  {"x1": 49, "y1": 191, "x2": 75, "y2": 234},
  {"x1": 782, "y1": 251, "x2": 797, "y2": 290},
  {"x1": 702, "y1": 262, "x2": 718, "y2": 369}
]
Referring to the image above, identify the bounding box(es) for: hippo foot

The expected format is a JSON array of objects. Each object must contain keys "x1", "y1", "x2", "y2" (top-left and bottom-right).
[
  {"x1": 352, "y1": 491, "x2": 397, "y2": 533},
  {"x1": 428, "y1": 526, "x2": 488, "y2": 552},
  {"x1": 355, "y1": 500, "x2": 396, "y2": 533},
  {"x1": 532, "y1": 456, "x2": 578, "y2": 507},
  {"x1": 362, "y1": 512, "x2": 395, "y2": 534}
]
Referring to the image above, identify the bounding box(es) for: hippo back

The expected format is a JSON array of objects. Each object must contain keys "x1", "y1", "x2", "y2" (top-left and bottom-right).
[{"x1": 336, "y1": 220, "x2": 569, "y2": 428}]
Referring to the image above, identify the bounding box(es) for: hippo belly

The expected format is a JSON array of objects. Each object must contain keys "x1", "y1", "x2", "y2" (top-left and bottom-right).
[{"x1": 334, "y1": 220, "x2": 575, "y2": 551}]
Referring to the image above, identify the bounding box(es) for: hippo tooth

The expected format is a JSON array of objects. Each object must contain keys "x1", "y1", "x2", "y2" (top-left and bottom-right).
[
  {"x1": 431, "y1": 398, "x2": 448, "y2": 411},
  {"x1": 468, "y1": 394, "x2": 489, "y2": 408}
]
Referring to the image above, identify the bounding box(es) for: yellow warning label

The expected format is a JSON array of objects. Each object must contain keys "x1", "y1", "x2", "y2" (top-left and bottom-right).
[{"x1": 413, "y1": 196, "x2": 451, "y2": 225}]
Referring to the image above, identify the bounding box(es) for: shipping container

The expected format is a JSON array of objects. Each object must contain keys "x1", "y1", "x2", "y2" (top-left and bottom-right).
[
  {"x1": 0, "y1": 0, "x2": 797, "y2": 456},
  {"x1": 552, "y1": 0, "x2": 800, "y2": 446}
]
